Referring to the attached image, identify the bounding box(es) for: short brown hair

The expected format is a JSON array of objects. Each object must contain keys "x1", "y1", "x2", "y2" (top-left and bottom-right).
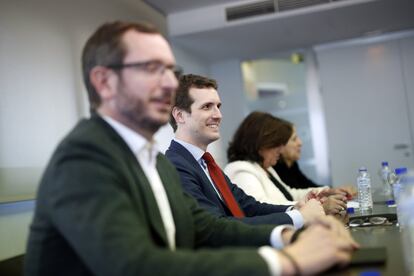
[
  {"x1": 82, "y1": 21, "x2": 159, "y2": 112},
  {"x1": 170, "y1": 74, "x2": 217, "y2": 131},
  {"x1": 227, "y1": 111, "x2": 293, "y2": 165}
]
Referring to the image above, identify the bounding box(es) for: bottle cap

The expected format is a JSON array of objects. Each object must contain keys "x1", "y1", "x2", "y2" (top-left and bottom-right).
[
  {"x1": 381, "y1": 161, "x2": 388, "y2": 166},
  {"x1": 359, "y1": 167, "x2": 367, "y2": 172},
  {"x1": 359, "y1": 270, "x2": 381, "y2": 276},
  {"x1": 395, "y1": 167, "x2": 407, "y2": 175},
  {"x1": 347, "y1": 207, "x2": 355, "y2": 214},
  {"x1": 386, "y1": 199, "x2": 395, "y2": 206}
]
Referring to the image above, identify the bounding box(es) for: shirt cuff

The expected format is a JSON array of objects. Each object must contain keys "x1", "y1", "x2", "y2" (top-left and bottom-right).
[
  {"x1": 269, "y1": 225, "x2": 295, "y2": 249},
  {"x1": 258, "y1": 246, "x2": 282, "y2": 276},
  {"x1": 285, "y1": 209, "x2": 304, "y2": 229}
]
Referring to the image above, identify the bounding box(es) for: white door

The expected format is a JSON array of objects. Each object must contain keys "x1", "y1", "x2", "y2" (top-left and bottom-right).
[{"x1": 315, "y1": 34, "x2": 414, "y2": 190}]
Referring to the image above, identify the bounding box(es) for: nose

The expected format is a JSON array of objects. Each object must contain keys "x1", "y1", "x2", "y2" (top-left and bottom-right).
[
  {"x1": 297, "y1": 137, "x2": 303, "y2": 147},
  {"x1": 212, "y1": 106, "x2": 222, "y2": 119},
  {"x1": 161, "y1": 69, "x2": 179, "y2": 91}
]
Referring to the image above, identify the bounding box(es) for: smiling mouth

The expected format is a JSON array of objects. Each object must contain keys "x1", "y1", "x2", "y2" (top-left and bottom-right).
[{"x1": 207, "y1": 123, "x2": 219, "y2": 129}]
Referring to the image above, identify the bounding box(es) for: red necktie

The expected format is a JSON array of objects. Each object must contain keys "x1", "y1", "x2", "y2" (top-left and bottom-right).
[{"x1": 202, "y1": 152, "x2": 245, "y2": 218}]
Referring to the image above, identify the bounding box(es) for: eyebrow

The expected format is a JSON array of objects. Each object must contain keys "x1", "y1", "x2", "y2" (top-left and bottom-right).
[{"x1": 197, "y1": 100, "x2": 221, "y2": 107}]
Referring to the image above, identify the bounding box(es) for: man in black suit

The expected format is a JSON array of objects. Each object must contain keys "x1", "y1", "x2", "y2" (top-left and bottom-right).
[
  {"x1": 25, "y1": 21, "x2": 357, "y2": 276},
  {"x1": 166, "y1": 74, "x2": 326, "y2": 229}
]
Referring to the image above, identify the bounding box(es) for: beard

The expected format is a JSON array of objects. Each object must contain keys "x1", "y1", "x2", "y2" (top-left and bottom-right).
[
  {"x1": 115, "y1": 81, "x2": 168, "y2": 134},
  {"x1": 118, "y1": 100, "x2": 163, "y2": 134}
]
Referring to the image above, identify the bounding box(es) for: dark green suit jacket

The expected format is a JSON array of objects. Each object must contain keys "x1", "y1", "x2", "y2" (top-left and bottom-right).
[{"x1": 25, "y1": 115, "x2": 276, "y2": 276}]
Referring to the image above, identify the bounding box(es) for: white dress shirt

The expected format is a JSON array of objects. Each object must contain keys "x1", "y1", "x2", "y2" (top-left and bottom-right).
[{"x1": 103, "y1": 116, "x2": 176, "y2": 250}]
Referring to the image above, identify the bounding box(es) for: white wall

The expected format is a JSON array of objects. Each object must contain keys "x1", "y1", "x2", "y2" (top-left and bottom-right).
[
  {"x1": 315, "y1": 31, "x2": 414, "y2": 187},
  {"x1": 0, "y1": 0, "x2": 167, "y2": 202},
  {"x1": 0, "y1": 0, "x2": 169, "y2": 261},
  {"x1": 400, "y1": 36, "x2": 414, "y2": 155},
  {"x1": 209, "y1": 59, "x2": 247, "y2": 167}
]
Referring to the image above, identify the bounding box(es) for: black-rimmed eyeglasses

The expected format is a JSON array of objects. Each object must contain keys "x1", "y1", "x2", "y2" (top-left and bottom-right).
[
  {"x1": 349, "y1": 216, "x2": 392, "y2": 227},
  {"x1": 107, "y1": 60, "x2": 183, "y2": 80}
]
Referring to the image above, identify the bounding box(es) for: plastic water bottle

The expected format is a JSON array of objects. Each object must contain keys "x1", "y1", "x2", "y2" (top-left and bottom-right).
[
  {"x1": 379, "y1": 161, "x2": 392, "y2": 197},
  {"x1": 398, "y1": 170, "x2": 414, "y2": 272},
  {"x1": 389, "y1": 167, "x2": 408, "y2": 227},
  {"x1": 357, "y1": 167, "x2": 373, "y2": 212},
  {"x1": 391, "y1": 167, "x2": 407, "y2": 206}
]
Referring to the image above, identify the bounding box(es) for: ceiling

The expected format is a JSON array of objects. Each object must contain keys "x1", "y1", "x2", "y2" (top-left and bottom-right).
[
  {"x1": 143, "y1": 0, "x2": 245, "y2": 14},
  {"x1": 143, "y1": 0, "x2": 414, "y2": 62}
]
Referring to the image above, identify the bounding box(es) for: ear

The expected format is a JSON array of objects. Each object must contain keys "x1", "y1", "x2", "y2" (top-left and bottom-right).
[
  {"x1": 172, "y1": 106, "x2": 185, "y2": 125},
  {"x1": 89, "y1": 66, "x2": 118, "y2": 101}
]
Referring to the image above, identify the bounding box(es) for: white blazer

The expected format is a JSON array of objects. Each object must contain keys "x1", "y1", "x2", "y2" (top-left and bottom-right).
[{"x1": 224, "y1": 161, "x2": 323, "y2": 205}]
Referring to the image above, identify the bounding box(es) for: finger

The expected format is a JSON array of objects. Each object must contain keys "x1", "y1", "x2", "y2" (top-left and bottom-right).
[
  {"x1": 335, "y1": 236, "x2": 359, "y2": 254},
  {"x1": 310, "y1": 216, "x2": 335, "y2": 229},
  {"x1": 329, "y1": 194, "x2": 348, "y2": 202},
  {"x1": 334, "y1": 250, "x2": 353, "y2": 268},
  {"x1": 306, "y1": 190, "x2": 319, "y2": 200},
  {"x1": 323, "y1": 200, "x2": 346, "y2": 215},
  {"x1": 332, "y1": 199, "x2": 347, "y2": 209},
  {"x1": 317, "y1": 188, "x2": 332, "y2": 197},
  {"x1": 326, "y1": 207, "x2": 341, "y2": 215},
  {"x1": 338, "y1": 188, "x2": 355, "y2": 199},
  {"x1": 323, "y1": 202, "x2": 340, "y2": 213},
  {"x1": 333, "y1": 224, "x2": 360, "y2": 249}
]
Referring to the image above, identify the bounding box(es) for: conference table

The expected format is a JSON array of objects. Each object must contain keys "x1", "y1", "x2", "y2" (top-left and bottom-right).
[{"x1": 327, "y1": 202, "x2": 409, "y2": 275}]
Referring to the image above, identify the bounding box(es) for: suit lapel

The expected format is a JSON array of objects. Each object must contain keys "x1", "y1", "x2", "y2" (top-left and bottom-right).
[
  {"x1": 93, "y1": 116, "x2": 169, "y2": 246},
  {"x1": 128, "y1": 158, "x2": 169, "y2": 246},
  {"x1": 156, "y1": 154, "x2": 194, "y2": 248},
  {"x1": 168, "y1": 141, "x2": 229, "y2": 213}
]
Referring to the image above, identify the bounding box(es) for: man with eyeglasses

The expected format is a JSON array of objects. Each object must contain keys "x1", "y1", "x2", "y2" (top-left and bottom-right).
[{"x1": 25, "y1": 21, "x2": 358, "y2": 276}]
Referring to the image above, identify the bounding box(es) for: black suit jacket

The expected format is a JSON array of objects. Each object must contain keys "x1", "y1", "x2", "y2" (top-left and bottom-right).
[
  {"x1": 165, "y1": 140, "x2": 293, "y2": 226},
  {"x1": 25, "y1": 115, "x2": 275, "y2": 276}
]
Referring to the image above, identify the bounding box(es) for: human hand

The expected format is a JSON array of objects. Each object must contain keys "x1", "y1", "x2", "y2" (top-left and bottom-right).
[
  {"x1": 280, "y1": 216, "x2": 359, "y2": 275},
  {"x1": 294, "y1": 199, "x2": 306, "y2": 209},
  {"x1": 298, "y1": 199, "x2": 326, "y2": 224},
  {"x1": 334, "y1": 211, "x2": 350, "y2": 224},
  {"x1": 320, "y1": 194, "x2": 347, "y2": 215},
  {"x1": 337, "y1": 185, "x2": 357, "y2": 200},
  {"x1": 317, "y1": 186, "x2": 355, "y2": 201},
  {"x1": 303, "y1": 189, "x2": 321, "y2": 201},
  {"x1": 311, "y1": 216, "x2": 359, "y2": 249},
  {"x1": 281, "y1": 228, "x2": 295, "y2": 246}
]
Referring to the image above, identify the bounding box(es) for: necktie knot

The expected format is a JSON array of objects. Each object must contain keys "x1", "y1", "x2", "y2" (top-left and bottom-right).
[{"x1": 202, "y1": 152, "x2": 215, "y2": 165}]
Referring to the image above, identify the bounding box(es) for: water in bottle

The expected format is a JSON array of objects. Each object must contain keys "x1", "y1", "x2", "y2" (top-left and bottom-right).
[
  {"x1": 379, "y1": 161, "x2": 392, "y2": 198},
  {"x1": 391, "y1": 167, "x2": 407, "y2": 206},
  {"x1": 357, "y1": 167, "x2": 373, "y2": 212}
]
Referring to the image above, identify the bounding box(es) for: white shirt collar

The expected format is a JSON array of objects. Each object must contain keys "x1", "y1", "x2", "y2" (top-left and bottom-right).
[
  {"x1": 173, "y1": 138, "x2": 205, "y2": 162},
  {"x1": 102, "y1": 116, "x2": 159, "y2": 160}
]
